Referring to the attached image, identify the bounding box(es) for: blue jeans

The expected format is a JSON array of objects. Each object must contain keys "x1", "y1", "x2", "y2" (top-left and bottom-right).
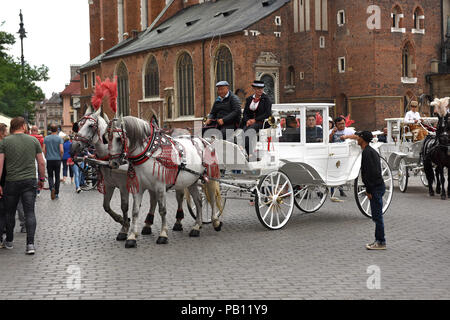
[
  {"x1": 0, "y1": 179, "x2": 37, "y2": 244},
  {"x1": 62, "y1": 159, "x2": 73, "y2": 178},
  {"x1": 72, "y1": 163, "x2": 81, "y2": 189},
  {"x1": 369, "y1": 184, "x2": 386, "y2": 244}
]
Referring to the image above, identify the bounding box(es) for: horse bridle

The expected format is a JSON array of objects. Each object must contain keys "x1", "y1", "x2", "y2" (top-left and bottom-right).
[
  {"x1": 107, "y1": 118, "x2": 129, "y2": 162},
  {"x1": 74, "y1": 115, "x2": 100, "y2": 145}
]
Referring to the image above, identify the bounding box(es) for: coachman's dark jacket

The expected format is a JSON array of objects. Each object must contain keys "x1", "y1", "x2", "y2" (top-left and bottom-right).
[
  {"x1": 208, "y1": 92, "x2": 242, "y2": 129},
  {"x1": 241, "y1": 93, "x2": 272, "y2": 128}
]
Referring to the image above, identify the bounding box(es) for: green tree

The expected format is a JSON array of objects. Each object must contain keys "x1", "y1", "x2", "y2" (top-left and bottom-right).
[{"x1": 0, "y1": 24, "x2": 49, "y2": 120}]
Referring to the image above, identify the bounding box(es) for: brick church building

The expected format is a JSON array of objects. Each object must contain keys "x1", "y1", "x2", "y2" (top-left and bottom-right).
[{"x1": 79, "y1": 0, "x2": 448, "y2": 130}]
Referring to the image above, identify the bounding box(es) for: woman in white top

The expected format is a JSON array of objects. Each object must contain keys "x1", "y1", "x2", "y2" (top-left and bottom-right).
[{"x1": 404, "y1": 101, "x2": 421, "y2": 124}]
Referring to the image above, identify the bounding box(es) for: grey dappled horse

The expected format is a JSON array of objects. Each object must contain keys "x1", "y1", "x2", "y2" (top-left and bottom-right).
[{"x1": 108, "y1": 116, "x2": 223, "y2": 248}]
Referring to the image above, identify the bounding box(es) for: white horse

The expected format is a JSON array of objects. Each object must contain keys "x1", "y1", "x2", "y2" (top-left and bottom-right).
[
  {"x1": 108, "y1": 116, "x2": 223, "y2": 248},
  {"x1": 71, "y1": 107, "x2": 190, "y2": 240}
]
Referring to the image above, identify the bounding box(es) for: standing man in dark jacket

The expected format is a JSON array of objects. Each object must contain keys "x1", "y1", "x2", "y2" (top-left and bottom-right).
[
  {"x1": 355, "y1": 131, "x2": 387, "y2": 250},
  {"x1": 241, "y1": 80, "x2": 272, "y2": 132},
  {"x1": 204, "y1": 81, "x2": 241, "y2": 140}
]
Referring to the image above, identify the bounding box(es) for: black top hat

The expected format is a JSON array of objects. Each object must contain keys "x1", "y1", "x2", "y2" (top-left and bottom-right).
[{"x1": 252, "y1": 80, "x2": 265, "y2": 88}]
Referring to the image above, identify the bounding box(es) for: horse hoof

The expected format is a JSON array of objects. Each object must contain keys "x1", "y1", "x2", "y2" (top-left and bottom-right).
[
  {"x1": 441, "y1": 195, "x2": 447, "y2": 200},
  {"x1": 156, "y1": 237, "x2": 168, "y2": 244},
  {"x1": 429, "y1": 192, "x2": 435, "y2": 197},
  {"x1": 116, "y1": 233, "x2": 128, "y2": 241},
  {"x1": 172, "y1": 223, "x2": 183, "y2": 232},
  {"x1": 214, "y1": 222, "x2": 223, "y2": 232},
  {"x1": 189, "y1": 229, "x2": 200, "y2": 237},
  {"x1": 141, "y1": 226, "x2": 152, "y2": 235},
  {"x1": 125, "y1": 240, "x2": 137, "y2": 248}
]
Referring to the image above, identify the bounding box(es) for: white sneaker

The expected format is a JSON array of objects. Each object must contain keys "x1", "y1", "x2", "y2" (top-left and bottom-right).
[
  {"x1": 76, "y1": 188, "x2": 81, "y2": 193},
  {"x1": 26, "y1": 244, "x2": 35, "y2": 255}
]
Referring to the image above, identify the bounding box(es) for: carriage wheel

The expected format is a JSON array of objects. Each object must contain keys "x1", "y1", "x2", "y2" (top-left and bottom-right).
[
  {"x1": 187, "y1": 188, "x2": 227, "y2": 224},
  {"x1": 80, "y1": 166, "x2": 98, "y2": 191},
  {"x1": 419, "y1": 169, "x2": 429, "y2": 187},
  {"x1": 293, "y1": 185, "x2": 328, "y2": 213},
  {"x1": 398, "y1": 158, "x2": 408, "y2": 193},
  {"x1": 255, "y1": 171, "x2": 294, "y2": 230},
  {"x1": 354, "y1": 157, "x2": 394, "y2": 219}
]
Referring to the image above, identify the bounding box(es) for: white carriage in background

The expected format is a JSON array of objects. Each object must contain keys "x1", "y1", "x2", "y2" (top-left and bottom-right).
[
  {"x1": 188, "y1": 103, "x2": 394, "y2": 230},
  {"x1": 378, "y1": 117, "x2": 438, "y2": 192}
]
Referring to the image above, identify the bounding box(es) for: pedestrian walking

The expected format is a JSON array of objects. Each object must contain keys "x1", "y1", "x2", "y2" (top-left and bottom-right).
[
  {"x1": 30, "y1": 125, "x2": 44, "y2": 149},
  {"x1": 0, "y1": 123, "x2": 7, "y2": 241},
  {"x1": 0, "y1": 117, "x2": 46, "y2": 254},
  {"x1": 70, "y1": 157, "x2": 82, "y2": 193},
  {"x1": 354, "y1": 131, "x2": 387, "y2": 250},
  {"x1": 43, "y1": 124, "x2": 64, "y2": 200},
  {"x1": 62, "y1": 136, "x2": 73, "y2": 184}
]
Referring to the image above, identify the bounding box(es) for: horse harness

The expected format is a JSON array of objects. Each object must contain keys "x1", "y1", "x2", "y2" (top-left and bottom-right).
[{"x1": 108, "y1": 119, "x2": 219, "y2": 192}]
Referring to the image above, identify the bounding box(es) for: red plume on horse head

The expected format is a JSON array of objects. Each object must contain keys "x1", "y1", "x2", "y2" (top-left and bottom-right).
[
  {"x1": 91, "y1": 76, "x2": 104, "y2": 111},
  {"x1": 101, "y1": 77, "x2": 118, "y2": 114},
  {"x1": 339, "y1": 114, "x2": 355, "y2": 127},
  {"x1": 91, "y1": 76, "x2": 118, "y2": 113}
]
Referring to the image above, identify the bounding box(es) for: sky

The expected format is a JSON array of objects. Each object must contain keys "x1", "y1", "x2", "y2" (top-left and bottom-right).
[{"x1": 0, "y1": 0, "x2": 90, "y2": 99}]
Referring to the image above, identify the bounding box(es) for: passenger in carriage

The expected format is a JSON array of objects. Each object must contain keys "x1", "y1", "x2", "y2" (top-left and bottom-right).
[
  {"x1": 204, "y1": 81, "x2": 242, "y2": 140},
  {"x1": 241, "y1": 80, "x2": 272, "y2": 133},
  {"x1": 404, "y1": 101, "x2": 427, "y2": 141},
  {"x1": 279, "y1": 116, "x2": 300, "y2": 142},
  {"x1": 305, "y1": 114, "x2": 323, "y2": 143},
  {"x1": 330, "y1": 116, "x2": 355, "y2": 143}
]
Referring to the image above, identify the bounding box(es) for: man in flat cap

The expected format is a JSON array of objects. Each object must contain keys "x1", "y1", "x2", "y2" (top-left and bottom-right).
[
  {"x1": 204, "y1": 81, "x2": 241, "y2": 139},
  {"x1": 353, "y1": 131, "x2": 387, "y2": 250}
]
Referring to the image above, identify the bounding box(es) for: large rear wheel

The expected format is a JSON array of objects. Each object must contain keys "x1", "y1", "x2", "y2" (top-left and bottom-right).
[
  {"x1": 255, "y1": 171, "x2": 294, "y2": 230},
  {"x1": 294, "y1": 185, "x2": 328, "y2": 213},
  {"x1": 354, "y1": 157, "x2": 393, "y2": 218}
]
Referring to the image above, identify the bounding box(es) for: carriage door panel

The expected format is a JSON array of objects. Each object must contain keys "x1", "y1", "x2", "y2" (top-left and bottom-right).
[
  {"x1": 304, "y1": 144, "x2": 329, "y2": 182},
  {"x1": 327, "y1": 143, "x2": 350, "y2": 185}
]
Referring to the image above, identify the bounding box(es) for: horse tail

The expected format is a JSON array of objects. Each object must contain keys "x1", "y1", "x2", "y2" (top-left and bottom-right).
[
  {"x1": 184, "y1": 188, "x2": 192, "y2": 208},
  {"x1": 215, "y1": 183, "x2": 223, "y2": 214},
  {"x1": 203, "y1": 180, "x2": 223, "y2": 215}
]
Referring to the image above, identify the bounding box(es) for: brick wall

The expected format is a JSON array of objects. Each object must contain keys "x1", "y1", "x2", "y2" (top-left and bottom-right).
[{"x1": 83, "y1": 0, "x2": 443, "y2": 131}]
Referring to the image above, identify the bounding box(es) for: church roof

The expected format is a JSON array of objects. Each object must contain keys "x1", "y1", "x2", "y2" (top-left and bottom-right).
[{"x1": 84, "y1": 0, "x2": 289, "y2": 65}]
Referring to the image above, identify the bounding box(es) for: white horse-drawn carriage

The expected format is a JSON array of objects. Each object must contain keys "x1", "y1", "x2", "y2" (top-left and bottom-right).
[
  {"x1": 189, "y1": 103, "x2": 394, "y2": 230},
  {"x1": 378, "y1": 117, "x2": 438, "y2": 192},
  {"x1": 74, "y1": 78, "x2": 394, "y2": 247}
]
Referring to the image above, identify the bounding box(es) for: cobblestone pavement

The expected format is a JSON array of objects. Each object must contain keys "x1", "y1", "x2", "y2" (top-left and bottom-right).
[{"x1": 0, "y1": 176, "x2": 449, "y2": 300}]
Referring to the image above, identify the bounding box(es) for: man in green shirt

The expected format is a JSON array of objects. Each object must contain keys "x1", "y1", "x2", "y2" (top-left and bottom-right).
[{"x1": 0, "y1": 117, "x2": 46, "y2": 255}]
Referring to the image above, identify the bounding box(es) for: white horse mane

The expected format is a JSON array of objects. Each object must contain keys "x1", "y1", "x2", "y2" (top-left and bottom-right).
[
  {"x1": 430, "y1": 97, "x2": 450, "y2": 117},
  {"x1": 119, "y1": 116, "x2": 152, "y2": 150}
]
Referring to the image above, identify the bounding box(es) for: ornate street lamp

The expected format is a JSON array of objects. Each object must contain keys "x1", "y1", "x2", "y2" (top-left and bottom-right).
[{"x1": 18, "y1": 10, "x2": 27, "y2": 77}]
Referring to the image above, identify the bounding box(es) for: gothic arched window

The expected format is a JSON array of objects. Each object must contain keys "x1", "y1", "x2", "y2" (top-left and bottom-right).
[
  {"x1": 117, "y1": 61, "x2": 130, "y2": 116},
  {"x1": 402, "y1": 42, "x2": 415, "y2": 78},
  {"x1": 144, "y1": 56, "x2": 159, "y2": 98},
  {"x1": 215, "y1": 46, "x2": 233, "y2": 91},
  {"x1": 177, "y1": 53, "x2": 194, "y2": 116}
]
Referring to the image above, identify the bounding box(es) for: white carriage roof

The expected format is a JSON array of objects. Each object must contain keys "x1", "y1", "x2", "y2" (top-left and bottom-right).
[
  {"x1": 384, "y1": 117, "x2": 438, "y2": 122},
  {"x1": 271, "y1": 103, "x2": 335, "y2": 112}
]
